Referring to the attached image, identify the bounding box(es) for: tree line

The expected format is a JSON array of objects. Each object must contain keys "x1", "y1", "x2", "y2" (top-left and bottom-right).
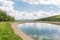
[{"x1": 0, "y1": 10, "x2": 15, "y2": 22}]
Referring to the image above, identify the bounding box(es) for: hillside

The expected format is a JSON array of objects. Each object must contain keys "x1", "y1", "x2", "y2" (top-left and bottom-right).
[
  {"x1": 0, "y1": 10, "x2": 22, "y2": 40},
  {"x1": 0, "y1": 22, "x2": 22, "y2": 40},
  {"x1": 36, "y1": 15, "x2": 60, "y2": 22},
  {"x1": 0, "y1": 10, "x2": 15, "y2": 22}
]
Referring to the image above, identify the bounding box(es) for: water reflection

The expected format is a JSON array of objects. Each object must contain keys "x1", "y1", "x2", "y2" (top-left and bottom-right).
[{"x1": 18, "y1": 23, "x2": 60, "y2": 40}]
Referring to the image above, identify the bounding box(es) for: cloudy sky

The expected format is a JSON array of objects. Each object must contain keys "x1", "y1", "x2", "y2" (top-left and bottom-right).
[{"x1": 0, "y1": 0, "x2": 60, "y2": 20}]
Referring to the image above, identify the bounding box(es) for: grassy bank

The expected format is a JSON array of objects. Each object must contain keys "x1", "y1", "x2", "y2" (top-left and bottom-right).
[{"x1": 0, "y1": 22, "x2": 22, "y2": 40}]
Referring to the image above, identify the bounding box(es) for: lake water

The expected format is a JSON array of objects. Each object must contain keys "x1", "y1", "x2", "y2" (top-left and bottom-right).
[{"x1": 18, "y1": 23, "x2": 60, "y2": 40}]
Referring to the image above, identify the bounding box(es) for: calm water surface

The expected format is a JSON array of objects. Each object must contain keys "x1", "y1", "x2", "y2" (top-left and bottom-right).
[{"x1": 18, "y1": 23, "x2": 60, "y2": 40}]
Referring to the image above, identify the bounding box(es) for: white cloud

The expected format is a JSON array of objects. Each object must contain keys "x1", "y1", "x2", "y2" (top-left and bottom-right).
[
  {"x1": 20, "y1": 0, "x2": 60, "y2": 5},
  {"x1": 0, "y1": 0, "x2": 14, "y2": 12},
  {"x1": 9, "y1": 10, "x2": 60, "y2": 20},
  {"x1": 0, "y1": 0, "x2": 60, "y2": 20}
]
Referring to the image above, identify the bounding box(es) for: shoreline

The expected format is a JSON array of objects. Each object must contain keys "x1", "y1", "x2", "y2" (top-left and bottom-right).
[
  {"x1": 11, "y1": 22, "x2": 34, "y2": 40},
  {"x1": 11, "y1": 21, "x2": 60, "y2": 40}
]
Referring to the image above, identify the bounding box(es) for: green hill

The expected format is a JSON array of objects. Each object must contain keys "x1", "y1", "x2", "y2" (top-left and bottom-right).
[{"x1": 36, "y1": 15, "x2": 60, "y2": 22}]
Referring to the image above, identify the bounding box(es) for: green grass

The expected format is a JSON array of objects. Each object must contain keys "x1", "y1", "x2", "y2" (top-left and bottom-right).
[{"x1": 0, "y1": 22, "x2": 22, "y2": 40}]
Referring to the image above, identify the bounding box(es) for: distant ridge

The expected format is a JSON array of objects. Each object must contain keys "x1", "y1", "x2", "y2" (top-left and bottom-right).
[{"x1": 36, "y1": 14, "x2": 60, "y2": 22}]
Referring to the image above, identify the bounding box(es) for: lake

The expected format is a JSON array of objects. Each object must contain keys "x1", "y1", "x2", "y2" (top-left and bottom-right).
[{"x1": 18, "y1": 22, "x2": 60, "y2": 40}]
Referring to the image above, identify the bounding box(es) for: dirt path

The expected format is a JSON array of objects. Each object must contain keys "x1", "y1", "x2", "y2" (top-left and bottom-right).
[{"x1": 11, "y1": 22, "x2": 34, "y2": 40}]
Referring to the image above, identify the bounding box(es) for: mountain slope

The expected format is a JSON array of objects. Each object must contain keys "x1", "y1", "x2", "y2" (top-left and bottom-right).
[{"x1": 36, "y1": 15, "x2": 60, "y2": 21}]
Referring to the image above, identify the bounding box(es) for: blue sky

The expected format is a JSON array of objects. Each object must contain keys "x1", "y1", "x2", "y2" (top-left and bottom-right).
[
  {"x1": 13, "y1": 0, "x2": 60, "y2": 13},
  {"x1": 0, "y1": 0, "x2": 60, "y2": 20},
  {"x1": 13, "y1": 0, "x2": 60, "y2": 12}
]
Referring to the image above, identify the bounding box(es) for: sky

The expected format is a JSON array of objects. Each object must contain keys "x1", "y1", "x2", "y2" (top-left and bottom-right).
[{"x1": 0, "y1": 0, "x2": 60, "y2": 20}]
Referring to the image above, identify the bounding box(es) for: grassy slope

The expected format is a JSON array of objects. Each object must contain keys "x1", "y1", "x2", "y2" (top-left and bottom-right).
[
  {"x1": 36, "y1": 15, "x2": 60, "y2": 21},
  {"x1": 0, "y1": 22, "x2": 22, "y2": 40}
]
